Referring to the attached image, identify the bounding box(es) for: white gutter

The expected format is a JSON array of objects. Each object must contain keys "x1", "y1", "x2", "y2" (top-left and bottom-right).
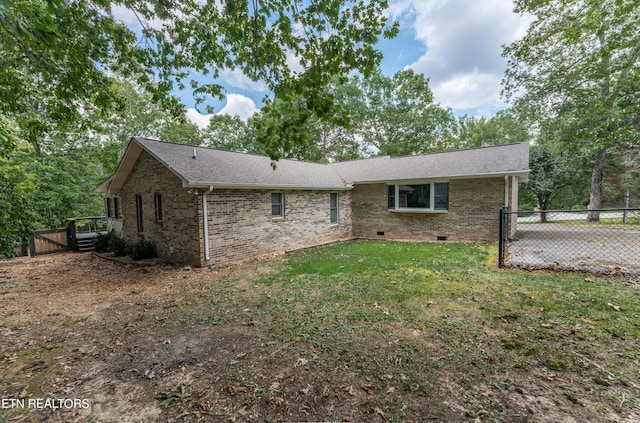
[
  {"x1": 184, "y1": 181, "x2": 353, "y2": 191},
  {"x1": 353, "y1": 170, "x2": 530, "y2": 185},
  {"x1": 202, "y1": 186, "x2": 214, "y2": 261}
]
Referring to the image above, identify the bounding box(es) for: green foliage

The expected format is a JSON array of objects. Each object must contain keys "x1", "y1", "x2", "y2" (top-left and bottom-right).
[
  {"x1": 109, "y1": 236, "x2": 128, "y2": 257},
  {"x1": 520, "y1": 142, "x2": 590, "y2": 211},
  {"x1": 0, "y1": 0, "x2": 183, "y2": 152},
  {"x1": 202, "y1": 115, "x2": 261, "y2": 153},
  {"x1": 0, "y1": 174, "x2": 36, "y2": 257},
  {"x1": 503, "y1": 0, "x2": 640, "y2": 213},
  {"x1": 128, "y1": 238, "x2": 157, "y2": 260},
  {"x1": 92, "y1": 231, "x2": 127, "y2": 256},
  {"x1": 451, "y1": 110, "x2": 530, "y2": 150},
  {"x1": 1, "y1": 0, "x2": 399, "y2": 247},
  {"x1": 252, "y1": 69, "x2": 457, "y2": 161},
  {"x1": 344, "y1": 69, "x2": 458, "y2": 157},
  {"x1": 92, "y1": 232, "x2": 112, "y2": 253},
  {"x1": 93, "y1": 232, "x2": 155, "y2": 259}
]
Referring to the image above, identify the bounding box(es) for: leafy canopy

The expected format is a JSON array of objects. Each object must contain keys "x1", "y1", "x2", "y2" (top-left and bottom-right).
[{"x1": 502, "y1": 0, "x2": 640, "y2": 216}]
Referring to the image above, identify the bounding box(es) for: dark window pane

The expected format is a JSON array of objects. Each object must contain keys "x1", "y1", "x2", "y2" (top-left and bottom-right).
[
  {"x1": 330, "y1": 193, "x2": 338, "y2": 223},
  {"x1": 114, "y1": 198, "x2": 122, "y2": 219},
  {"x1": 271, "y1": 193, "x2": 283, "y2": 217},
  {"x1": 136, "y1": 194, "x2": 143, "y2": 233},
  {"x1": 401, "y1": 184, "x2": 429, "y2": 208},
  {"x1": 388, "y1": 185, "x2": 395, "y2": 209},
  {"x1": 434, "y1": 183, "x2": 448, "y2": 210},
  {"x1": 155, "y1": 194, "x2": 163, "y2": 222},
  {"x1": 106, "y1": 198, "x2": 113, "y2": 218}
]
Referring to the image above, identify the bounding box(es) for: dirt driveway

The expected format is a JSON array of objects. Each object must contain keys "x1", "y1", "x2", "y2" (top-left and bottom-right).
[
  {"x1": 506, "y1": 224, "x2": 640, "y2": 275},
  {"x1": 0, "y1": 253, "x2": 267, "y2": 422}
]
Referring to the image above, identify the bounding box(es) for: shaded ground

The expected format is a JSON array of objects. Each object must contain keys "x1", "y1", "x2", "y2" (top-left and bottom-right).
[
  {"x1": 1, "y1": 251, "x2": 639, "y2": 422},
  {"x1": 506, "y1": 224, "x2": 640, "y2": 275}
]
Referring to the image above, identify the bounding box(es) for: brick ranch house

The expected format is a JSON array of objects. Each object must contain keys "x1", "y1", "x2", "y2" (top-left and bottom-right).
[{"x1": 95, "y1": 137, "x2": 529, "y2": 267}]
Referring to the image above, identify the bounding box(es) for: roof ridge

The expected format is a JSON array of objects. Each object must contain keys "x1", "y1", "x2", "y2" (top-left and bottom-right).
[{"x1": 134, "y1": 136, "x2": 332, "y2": 168}]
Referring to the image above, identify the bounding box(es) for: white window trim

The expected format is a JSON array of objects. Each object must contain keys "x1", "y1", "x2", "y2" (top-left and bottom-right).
[
  {"x1": 271, "y1": 192, "x2": 284, "y2": 219},
  {"x1": 387, "y1": 180, "x2": 449, "y2": 213},
  {"x1": 329, "y1": 192, "x2": 339, "y2": 225}
]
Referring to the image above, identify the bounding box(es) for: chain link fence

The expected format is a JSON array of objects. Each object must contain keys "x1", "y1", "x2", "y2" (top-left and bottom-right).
[{"x1": 499, "y1": 208, "x2": 640, "y2": 276}]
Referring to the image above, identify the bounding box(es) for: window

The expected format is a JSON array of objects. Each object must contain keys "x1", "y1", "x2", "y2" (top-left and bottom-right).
[
  {"x1": 106, "y1": 197, "x2": 122, "y2": 219},
  {"x1": 135, "y1": 194, "x2": 144, "y2": 233},
  {"x1": 387, "y1": 185, "x2": 395, "y2": 209},
  {"x1": 154, "y1": 193, "x2": 163, "y2": 222},
  {"x1": 434, "y1": 183, "x2": 448, "y2": 210},
  {"x1": 330, "y1": 193, "x2": 338, "y2": 224},
  {"x1": 105, "y1": 198, "x2": 114, "y2": 218},
  {"x1": 114, "y1": 197, "x2": 122, "y2": 219},
  {"x1": 387, "y1": 182, "x2": 448, "y2": 212},
  {"x1": 271, "y1": 192, "x2": 284, "y2": 218}
]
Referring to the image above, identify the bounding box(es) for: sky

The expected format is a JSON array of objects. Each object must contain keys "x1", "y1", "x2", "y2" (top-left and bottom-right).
[{"x1": 115, "y1": 1, "x2": 532, "y2": 129}]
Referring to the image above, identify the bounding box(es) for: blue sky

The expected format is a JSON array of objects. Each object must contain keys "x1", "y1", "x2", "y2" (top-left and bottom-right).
[{"x1": 113, "y1": 1, "x2": 531, "y2": 129}]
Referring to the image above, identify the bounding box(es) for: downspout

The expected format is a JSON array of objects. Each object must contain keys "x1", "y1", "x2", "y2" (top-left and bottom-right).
[
  {"x1": 202, "y1": 186, "x2": 214, "y2": 261},
  {"x1": 504, "y1": 175, "x2": 509, "y2": 208}
]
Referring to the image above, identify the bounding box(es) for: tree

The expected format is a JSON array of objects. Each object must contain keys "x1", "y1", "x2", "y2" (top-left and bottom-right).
[
  {"x1": 453, "y1": 110, "x2": 530, "y2": 150},
  {"x1": 351, "y1": 69, "x2": 457, "y2": 156},
  {"x1": 203, "y1": 114, "x2": 263, "y2": 154},
  {"x1": 249, "y1": 69, "x2": 457, "y2": 162},
  {"x1": 524, "y1": 143, "x2": 589, "y2": 221},
  {"x1": 0, "y1": 0, "x2": 183, "y2": 150},
  {"x1": 0, "y1": 0, "x2": 398, "y2": 256},
  {"x1": 144, "y1": 0, "x2": 398, "y2": 160},
  {"x1": 2, "y1": 0, "x2": 397, "y2": 155},
  {"x1": 502, "y1": 0, "x2": 640, "y2": 221}
]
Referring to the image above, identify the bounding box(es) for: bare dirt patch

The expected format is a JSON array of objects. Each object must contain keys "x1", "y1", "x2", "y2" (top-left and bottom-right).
[{"x1": 1, "y1": 252, "x2": 639, "y2": 422}]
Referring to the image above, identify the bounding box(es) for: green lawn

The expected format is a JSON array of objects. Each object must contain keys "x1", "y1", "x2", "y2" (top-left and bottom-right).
[{"x1": 190, "y1": 240, "x2": 640, "y2": 421}]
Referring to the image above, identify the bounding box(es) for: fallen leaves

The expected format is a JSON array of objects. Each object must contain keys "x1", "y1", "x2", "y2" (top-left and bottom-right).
[
  {"x1": 607, "y1": 303, "x2": 621, "y2": 311},
  {"x1": 225, "y1": 385, "x2": 248, "y2": 396},
  {"x1": 155, "y1": 385, "x2": 189, "y2": 407},
  {"x1": 578, "y1": 316, "x2": 596, "y2": 325}
]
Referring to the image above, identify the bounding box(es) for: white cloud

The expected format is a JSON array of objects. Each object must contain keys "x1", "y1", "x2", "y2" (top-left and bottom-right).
[
  {"x1": 390, "y1": 0, "x2": 531, "y2": 114},
  {"x1": 186, "y1": 94, "x2": 259, "y2": 129},
  {"x1": 220, "y1": 68, "x2": 269, "y2": 92},
  {"x1": 217, "y1": 93, "x2": 259, "y2": 120},
  {"x1": 185, "y1": 108, "x2": 213, "y2": 129},
  {"x1": 110, "y1": 5, "x2": 166, "y2": 31},
  {"x1": 432, "y1": 70, "x2": 505, "y2": 116}
]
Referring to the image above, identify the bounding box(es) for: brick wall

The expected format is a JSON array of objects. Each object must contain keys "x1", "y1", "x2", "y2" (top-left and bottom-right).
[
  {"x1": 351, "y1": 178, "x2": 508, "y2": 241},
  {"x1": 204, "y1": 189, "x2": 352, "y2": 266},
  {"x1": 120, "y1": 151, "x2": 352, "y2": 266},
  {"x1": 119, "y1": 150, "x2": 517, "y2": 265},
  {"x1": 120, "y1": 151, "x2": 203, "y2": 265}
]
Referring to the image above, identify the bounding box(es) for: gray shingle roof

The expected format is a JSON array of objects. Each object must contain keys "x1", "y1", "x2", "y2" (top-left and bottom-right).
[
  {"x1": 134, "y1": 137, "x2": 349, "y2": 189},
  {"x1": 98, "y1": 137, "x2": 529, "y2": 193},
  {"x1": 329, "y1": 142, "x2": 530, "y2": 183}
]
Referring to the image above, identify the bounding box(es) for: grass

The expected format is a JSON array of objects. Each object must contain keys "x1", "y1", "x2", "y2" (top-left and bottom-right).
[
  {"x1": 2, "y1": 240, "x2": 638, "y2": 422},
  {"x1": 195, "y1": 241, "x2": 640, "y2": 415}
]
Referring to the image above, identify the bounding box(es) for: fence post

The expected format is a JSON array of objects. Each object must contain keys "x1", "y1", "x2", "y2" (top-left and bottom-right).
[
  {"x1": 67, "y1": 219, "x2": 77, "y2": 252},
  {"x1": 498, "y1": 206, "x2": 510, "y2": 268}
]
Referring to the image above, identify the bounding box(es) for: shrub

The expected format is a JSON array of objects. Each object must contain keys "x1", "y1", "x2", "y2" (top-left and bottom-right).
[
  {"x1": 128, "y1": 239, "x2": 157, "y2": 260},
  {"x1": 92, "y1": 232, "x2": 156, "y2": 260},
  {"x1": 109, "y1": 236, "x2": 128, "y2": 257},
  {"x1": 93, "y1": 232, "x2": 116, "y2": 252}
]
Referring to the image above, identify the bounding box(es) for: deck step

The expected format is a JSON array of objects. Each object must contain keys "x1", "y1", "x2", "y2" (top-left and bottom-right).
[{"x1": 77, "y1": 238, "x2": 95, "y2": 252}]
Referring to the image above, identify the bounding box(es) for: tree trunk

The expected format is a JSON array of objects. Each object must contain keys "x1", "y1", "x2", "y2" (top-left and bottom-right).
[
  {"x1": 587, "y1": 148, "x2": 607, "y2": 222},
  {"x1": 537, "y1": 193, "x2": 549, "y2": 223}
]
